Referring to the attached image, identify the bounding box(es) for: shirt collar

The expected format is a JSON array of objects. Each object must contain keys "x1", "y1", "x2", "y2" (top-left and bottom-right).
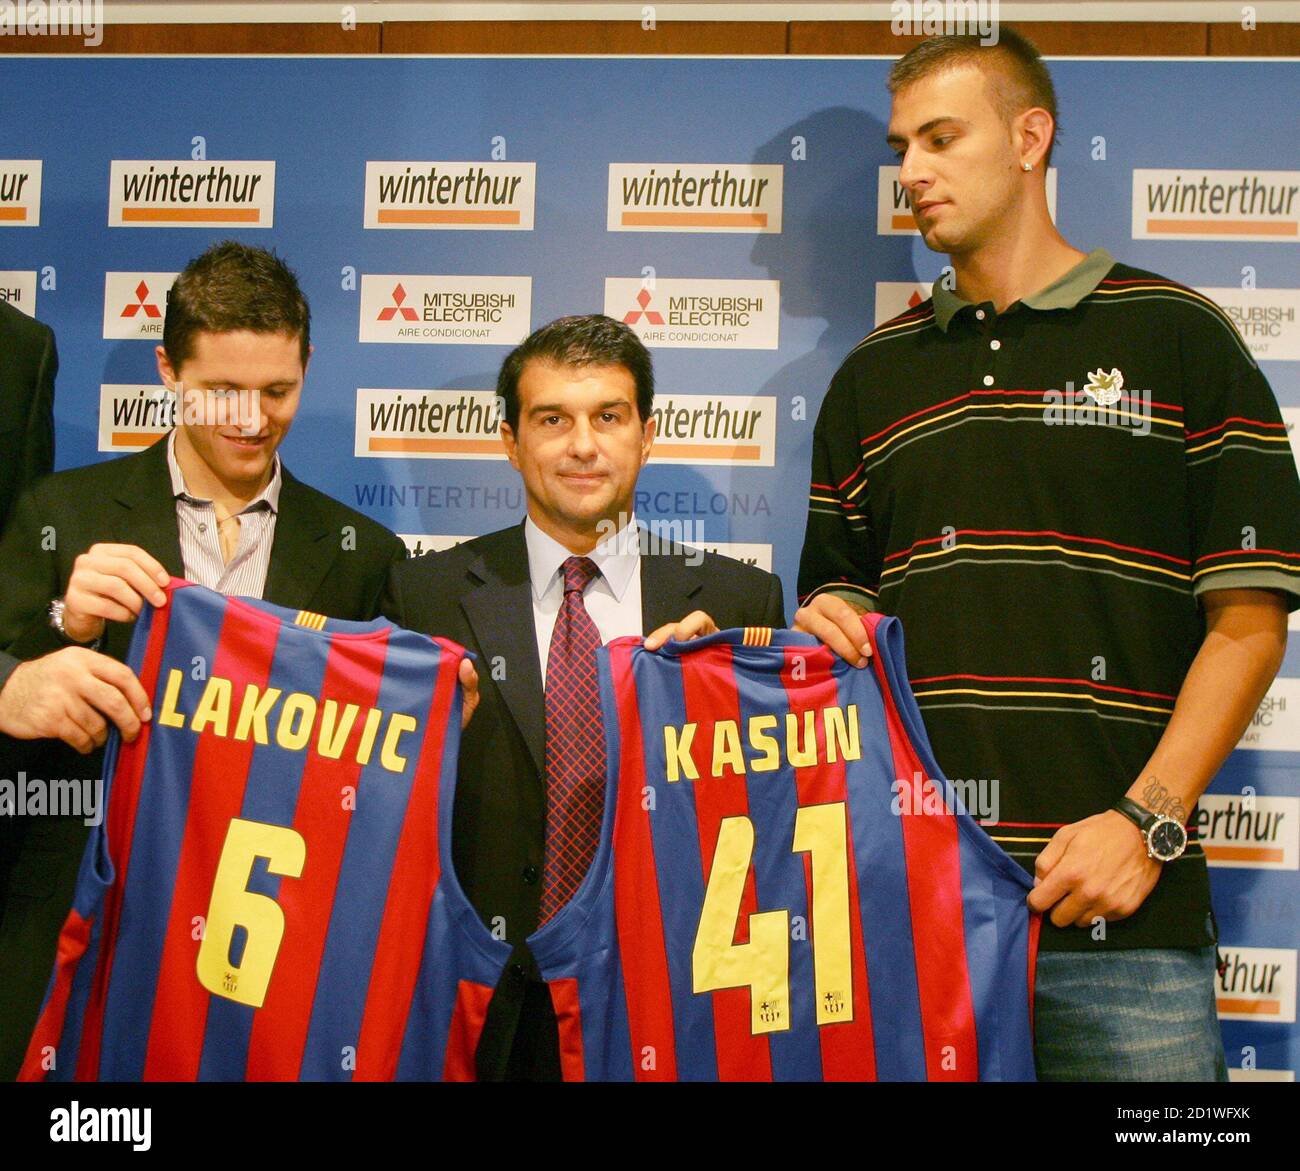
[
  {"x1": 524, "y1": 514, "x2": 641, "y2": 603},
  {"x1": 165, "y1": 429, "x2": 282, "y2": 513},
  {"x1": 930, "y1": 247, "x2": 1115, "y2": 333}
]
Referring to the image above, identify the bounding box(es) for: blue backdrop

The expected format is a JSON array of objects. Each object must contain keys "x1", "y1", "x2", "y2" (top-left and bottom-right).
[{"x1": 1, "y1": 54, "x2": 1296, "y2": 1080}]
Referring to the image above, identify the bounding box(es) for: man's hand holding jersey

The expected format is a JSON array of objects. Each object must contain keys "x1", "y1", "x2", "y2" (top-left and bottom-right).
[
  {"x1": 60, "y1": 543, "x2": 171, "y2": 645},
  {"x1": 0, "y1": 543, "x2": 169, "y2": 753},
  {"x1": 2, "y1": 542, "x2": 487, "y2": 751},
  {"x1": 792, "y1": 593, "x2": 873, "y2": 667},
  {"x1": 644, "y1": 609, "x2": 721, "y2": 651},
  {"x1": 456, "y1": 612, "x2": 724, "y2": 732},
  {"x1": 0, "y1": 647, "x2": 153, "y2": 754}
]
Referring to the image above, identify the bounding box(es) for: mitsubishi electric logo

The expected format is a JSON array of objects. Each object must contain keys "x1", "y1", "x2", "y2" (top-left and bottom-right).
[
  {"x1": 103, "y1": 272, "x2": 178, "y2": 339},
  {"x1": 1197, "y1": 286, "x2": 1299, "y2": 362},
  {"x1": 377, "y1": 284, "x2": 420, "y2": 322},
  {"x1": 605, "y1": 277, "x2": 779, "y2": 349},
  {"x1": 359, "y1": 275, "x2": 532, "y2": 345},
  {"x1": 0, "y1": 269, "x2": 37, "y2": 315},
  {"x1": 120, "y1": 282, "x2": 161, "y2": 320},
  {"x1": 622, "y1": 287, "x2": 665, "y2": 326}
]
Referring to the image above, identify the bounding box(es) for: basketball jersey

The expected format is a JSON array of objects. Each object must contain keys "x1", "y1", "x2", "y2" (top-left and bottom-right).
[
  {"x1": 21, "y1": 578, "x2": 510, "y2": 1082},
  {"x1": 528, "y1": 613, "x2": 1040, "y2": 1081}
]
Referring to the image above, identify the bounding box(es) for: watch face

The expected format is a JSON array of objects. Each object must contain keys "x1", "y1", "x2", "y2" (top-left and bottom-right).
[{"x1": 1149, "y1": 818, "x2": 1187, "y2": 861}]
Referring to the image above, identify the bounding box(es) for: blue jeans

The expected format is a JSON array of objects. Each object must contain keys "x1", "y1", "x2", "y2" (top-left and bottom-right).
[{"x1": 1034, "y1": 947, "x2": 1227, "y2": 1081}]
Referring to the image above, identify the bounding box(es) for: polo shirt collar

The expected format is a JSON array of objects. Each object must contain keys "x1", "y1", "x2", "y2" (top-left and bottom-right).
[
  {"x1": 525, "y1": 514, "x2": 640, "y2": 603},
  {"x1": 165, "y1": 429, "x2": 282, "y2": 513},
  {"x1": 930, "y1": 247, "x2": 1115, "y2": 333}
]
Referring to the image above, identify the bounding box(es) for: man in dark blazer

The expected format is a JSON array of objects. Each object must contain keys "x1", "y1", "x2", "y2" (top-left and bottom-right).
[
  {"x1": 0, "y1": 242, "x2": 406, "y2": 1077},
  {"x1": 0, "y1": 297, "x2": 57, "y2": 536},
  {"x1": 382, "y1": 315, "x2": 785, "y2": 1080}
]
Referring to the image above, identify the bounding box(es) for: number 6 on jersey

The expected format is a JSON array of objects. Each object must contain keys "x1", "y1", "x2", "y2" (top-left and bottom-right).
[{"x1": 196, "y1": 817, "x2": 307, "y2": 1008}]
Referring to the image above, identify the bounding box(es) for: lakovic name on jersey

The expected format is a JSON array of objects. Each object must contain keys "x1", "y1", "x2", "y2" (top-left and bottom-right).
[
  {"x1": 21, "y1": 580, "x2": 509, "y2": 1082},
  {"x1": 528, "y1": 615, "x2": 1040, "y2": 1081}
]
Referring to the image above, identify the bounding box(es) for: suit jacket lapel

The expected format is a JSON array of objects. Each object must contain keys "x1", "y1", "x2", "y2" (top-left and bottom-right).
[
  {"x1": 112, "y1": 439, "x2": 185, "y2": 576},
  {"x1": 640, "y1": 547, "x2": 704, "y2": 632},
  {"x1": 461, "y1": 524, "x2": 547, "y2": 779},
  {"x1": 262, "y1": 466, "x2": 337, "y2": 609}
]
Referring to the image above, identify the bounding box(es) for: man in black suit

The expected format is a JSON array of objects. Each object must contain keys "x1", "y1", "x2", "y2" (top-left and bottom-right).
[
  {"x1": 0, "y1": 241, "x2": 408, "y2": 1077},
  {"x1": 0, "y1": 297, "x2": 57, "y2": 536},
  {"x1": 382, "y1": 314, "x2": 785, "y2": 1080}
]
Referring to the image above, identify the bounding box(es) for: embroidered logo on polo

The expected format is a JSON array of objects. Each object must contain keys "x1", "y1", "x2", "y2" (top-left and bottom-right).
[{"x1": 1082, "y1": 367, "x2": 1125, "y2": 406}]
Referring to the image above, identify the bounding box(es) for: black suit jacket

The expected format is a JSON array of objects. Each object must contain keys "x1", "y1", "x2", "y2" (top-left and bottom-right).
[
  {"x1": 380, "y1": 521, "x2": 785, "y2": 1078},
  {"x1": 0, "y1": 436, "x2": 406, "y2": 1077},
  {"x1": 0, "y1": 299, "x2": 56, "y2": 537}
]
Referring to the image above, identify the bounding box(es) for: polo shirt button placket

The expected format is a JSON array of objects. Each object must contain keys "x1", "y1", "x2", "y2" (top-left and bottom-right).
[
  {"x1": 984, "y1": 334, "x2": 1002, "y2": 387},
  {"x1": 972, "y1": 304, "x2": 996, "y2": 387}
]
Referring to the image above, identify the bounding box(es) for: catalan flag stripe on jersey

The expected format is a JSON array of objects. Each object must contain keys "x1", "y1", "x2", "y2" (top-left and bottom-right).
[
  {"x1": 21, "y1": 578, "x2": 510, "y2": 1082},
  {"x1": 527, "y1": 613, "x2": 1040, "y2": 1081}
]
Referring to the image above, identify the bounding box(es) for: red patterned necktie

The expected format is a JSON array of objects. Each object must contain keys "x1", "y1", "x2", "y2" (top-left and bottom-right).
[{"x1": 539, "y1": 555, "x2": 607, "y2": 925}]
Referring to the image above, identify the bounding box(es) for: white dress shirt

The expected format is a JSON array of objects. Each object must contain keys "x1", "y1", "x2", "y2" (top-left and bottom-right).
[
  {"x1": 166, "y1": 430, "x2": 281, "y2": 598},
  {"x1": 525, "y1": 515, "x2": 643, "y2": 687}
]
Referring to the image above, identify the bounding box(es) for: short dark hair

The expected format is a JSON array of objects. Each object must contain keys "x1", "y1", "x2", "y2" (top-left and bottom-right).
[
  {"x1": 497, "y1": 314, "x2": 654, "y2": 432},
  {"x1": 163, "y1": 240, "x2": 311, "y2": 370},
  {"x1": 887, "y1": 27, "x2": 1059, "y2": 167}
]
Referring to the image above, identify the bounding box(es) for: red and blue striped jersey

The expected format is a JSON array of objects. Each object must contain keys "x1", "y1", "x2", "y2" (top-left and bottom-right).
[
  {"x1": 528, "y1": 613, "x2": 1040, "y2": 1081},
  {"x1": 20, "y1": 578, "x2": 510, "y2": 1082}
]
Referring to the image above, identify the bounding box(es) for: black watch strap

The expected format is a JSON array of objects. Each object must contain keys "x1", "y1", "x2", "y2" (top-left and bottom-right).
[{"x1": 1111, "y1": 796, "x2": 1156, "y2": 833}]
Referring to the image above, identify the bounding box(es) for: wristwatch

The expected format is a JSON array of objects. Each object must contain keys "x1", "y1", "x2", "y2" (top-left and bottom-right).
[
  {"x1": 1111, "y1": 796, "x2": 1188, "y2": 862},
  {"x1": 48, "y1": 596, "x2": 74, "y2": 638},
  {"x1": 48, "y1": 597, "x2": 97, "y2": 647}
]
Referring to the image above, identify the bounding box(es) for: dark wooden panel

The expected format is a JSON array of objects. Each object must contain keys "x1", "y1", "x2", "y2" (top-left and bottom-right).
[
  {"x1": 0, "y1": 22, "x2": 381, "y2": 54},
  {"x1": 789, "y1": 20, "x2": 1209, "y2": 56},
  {"x1": 4, "y1": 19, "x2": 1293, "y2": 59},
  {"x1": 381, "y1": 20, "x2": 786, "y2": 55},
  {"x1": 1209, "y1": 22, "x2": 1300, "y2": 55}
]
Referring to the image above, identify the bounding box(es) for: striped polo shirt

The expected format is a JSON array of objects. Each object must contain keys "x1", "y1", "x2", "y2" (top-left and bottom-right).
[{"x1": 799, "y1": 248, "x2": 1300, "y2": 951}]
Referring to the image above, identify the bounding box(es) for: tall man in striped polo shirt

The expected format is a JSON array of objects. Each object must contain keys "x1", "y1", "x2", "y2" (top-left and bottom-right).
[
  {"x1": 0, "y1": 241, "x2": 411, "y2": 1077},
  {"x1": 795, "y1": 30, "x2": 1300, "y2": 1080}
]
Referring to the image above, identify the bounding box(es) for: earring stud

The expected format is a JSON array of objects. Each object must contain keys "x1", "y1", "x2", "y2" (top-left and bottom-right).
[{"x1": 1022, "y1": 162, "x2": 1033, "y2": 172}]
